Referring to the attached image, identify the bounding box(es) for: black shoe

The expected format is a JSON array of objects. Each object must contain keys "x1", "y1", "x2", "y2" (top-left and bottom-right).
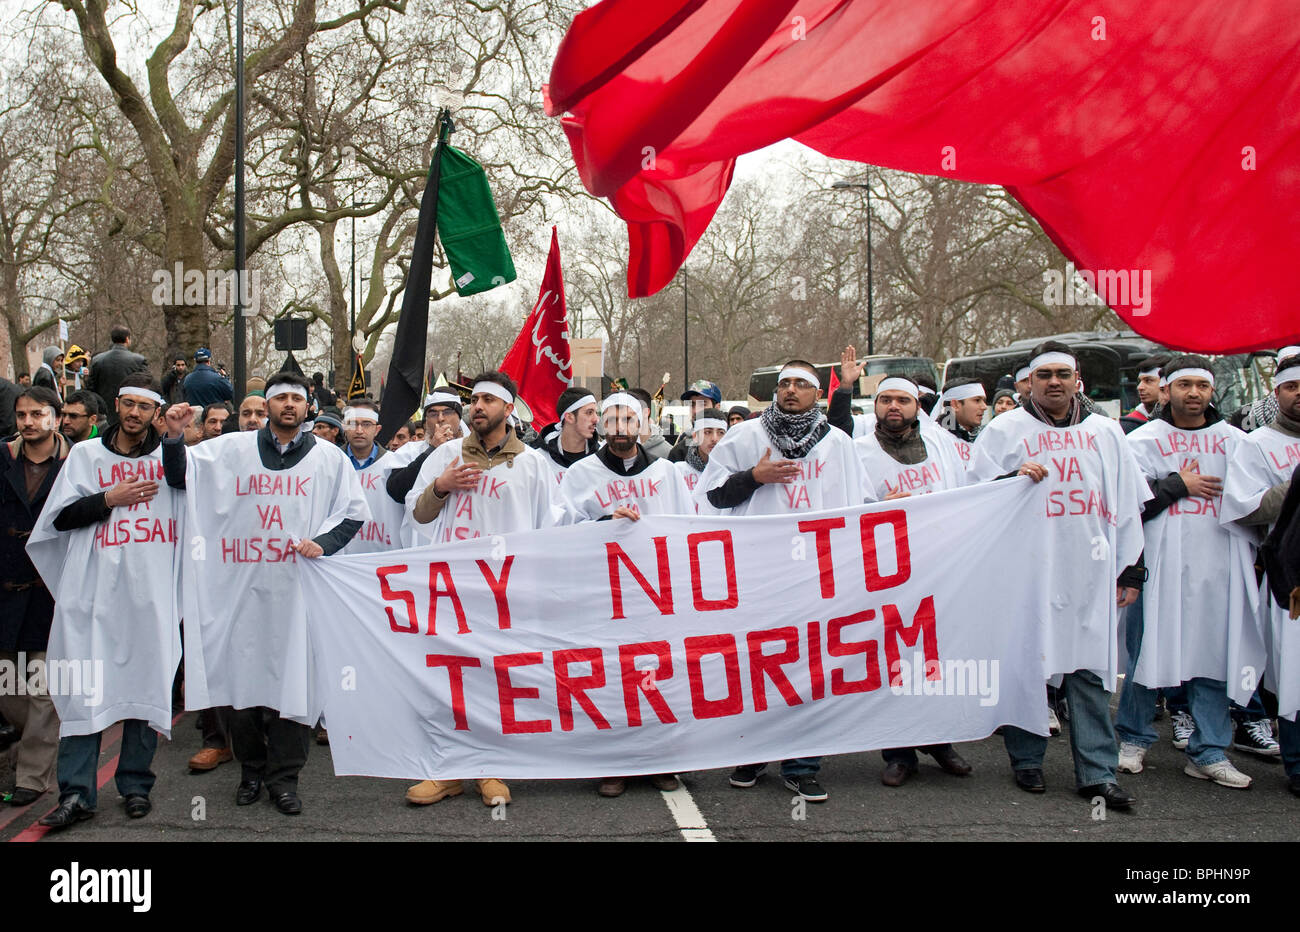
[
  {"x1": 1078, "y1": 782, "x2": 1136, "y2": 810},
  {"x1": 783, "y1": 774, "x2": 828, "y2": 802},
  {"x1": 39, "y1": 795, "x2": 94, "y2": 830},
  {"x1": 124, "y1": 795, "x2": 151, "y2": 818},
  {"x1": 1014, "y1": 768, "x2": 1046, "y2": 793},
  {"x1": 925, "y1": 745, "x2": 973, "y2": 776},
  {"x1": 1287, "y1": 773, "x2": 1300, "y2": 797},
  {"x1": 235, "y1": 778, "x2": 263, "y2": 806},
  {"x1": 881, "y1": 760, "x2": 917, "y2": 787},
  {"x1": 272, "y1": 791, "x2": 302, "y2": 815},
  {"x1": 7, "y1": 787, "x2": 43, "y2": 807},
  {"x1": 728, "y1": 763, "x2": 767, "y2": 788},
  {"x1": 0, "y1": 724, "x2": 17, "y2": 752}
]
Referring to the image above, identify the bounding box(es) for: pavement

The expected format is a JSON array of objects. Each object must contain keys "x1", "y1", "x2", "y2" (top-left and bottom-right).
[{"x1": 1, "y1": 705, "x2": 1297, "y2": 842}]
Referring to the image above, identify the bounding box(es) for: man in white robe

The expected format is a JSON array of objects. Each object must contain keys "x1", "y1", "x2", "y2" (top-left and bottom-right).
[
  {"x1": 533, "y1": 386, "x2": 601, "y2": 487},
  {"x1": 1222, "y1": 353, "x2": 1300, "y2": 797},
  {"x1": 28, "y1": 374, "x2": 182, "y2": 829},
  {"x1": 697, "y1": 359, "x2": 867, "y2": 803},
  {"x1": 162, "y1": 372, "x2": 367, "y2": 816},
  {"x1": 853, "y1": 374, "x2": 974, "y2": 787},
  {"x1": 969, "y1": 341, "x2": 1149, "y2": 810},
  {"x1": 673, "y1": 407, "x2": 727, "y2": 514},
  {"x1": 1117, "y1": 356, "x2": 1259, "y2": 789},
  {"x1": 339, "y1": 401, "x2": 403, "y2": 556},
  {"x1": 403, "y1": 371, "x2": 560, "y2": 807}
]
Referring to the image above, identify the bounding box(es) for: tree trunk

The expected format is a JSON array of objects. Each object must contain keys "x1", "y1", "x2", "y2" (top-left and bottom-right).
[{"x1": 159, "y1": 221, "x2": 214, "y2": 360}]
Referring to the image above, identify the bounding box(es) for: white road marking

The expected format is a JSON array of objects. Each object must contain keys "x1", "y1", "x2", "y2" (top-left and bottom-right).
[{"x1": 660, "y1": 781, "x2": 717, "y2": 842}]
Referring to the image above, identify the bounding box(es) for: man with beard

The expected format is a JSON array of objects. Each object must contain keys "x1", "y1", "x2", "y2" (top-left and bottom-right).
[
  {"x1": 59, "y1": 391, "x2": 103, "y2": 444},
  {"x1": 339, "y1": 401, "x2": 402, "y2": 555},
  {"x1": 557, "y1": 392, "x2": 693, "y2": 797},
  {"x1": 28, "y1": 374, "x2": 182, "y2": 829},
  {"x1": 674, "y1": 407, "x2": 727, "y2": 513},
  {"x1": 698, "y1": 359, "x2": 867, "y2": 802},
  {"x1": 162, "y1": 372, "x2": 367, "y2": 815},
  {"x1": 0, "y1": 387, "x2": 72, "y2": 809},
  {"x1": 851, "y1": 374, "x2": 973, "y2": 787},
  {"x1": 235, "y1": 394, "x2": 267, "y2": 433},
  {"x1": 1222, "y1": 353, "x2": 1300, "y2": 795},
  {"x1": 1116, "y1": 356, "x2": 1258, "y2": 789},
  {"x1": 559, "y1": 393, "x2": 694, "y2": 523},
  {"x1": 386, "y1": 392, "x2": 467, "y2": 546},
  {"x1": 970, "y1": 341, "x2": 1149, "y2": 810},
  {"x1": 402, "y1": 372, "x2": 559, "y2": 808},
  {"x1": 534, "y1": 386, "x2": 600, "y2": 487}
]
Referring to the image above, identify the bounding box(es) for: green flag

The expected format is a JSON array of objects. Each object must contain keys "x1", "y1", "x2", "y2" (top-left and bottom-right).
[{"x1": 436, "y1": 146, "x2": 516, "y2": 296}]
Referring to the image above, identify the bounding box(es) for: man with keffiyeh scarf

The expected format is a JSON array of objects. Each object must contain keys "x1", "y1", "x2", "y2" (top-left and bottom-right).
[{"x1": 696, "y1": 359, "x2": 868, "y2": 804}]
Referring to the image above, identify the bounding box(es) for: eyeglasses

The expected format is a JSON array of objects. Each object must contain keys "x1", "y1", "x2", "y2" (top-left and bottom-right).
[{"x1": 118, "y1": 398, "x2": 157, "y2": 413}]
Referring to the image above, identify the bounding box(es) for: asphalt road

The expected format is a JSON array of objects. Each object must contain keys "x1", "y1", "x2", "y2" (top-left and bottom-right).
[{"x1": 2, "y1": 705, "x2": 1297, "y2": 842}]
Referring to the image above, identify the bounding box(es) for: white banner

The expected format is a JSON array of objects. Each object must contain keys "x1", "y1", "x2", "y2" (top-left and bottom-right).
[{"x1": 301, "y1": 479, "x2": 1052, "y2": 780}]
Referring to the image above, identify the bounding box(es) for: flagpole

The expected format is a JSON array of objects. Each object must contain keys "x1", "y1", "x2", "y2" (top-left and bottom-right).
[{"x1": 232, "y1": 0, "x2": 247, "y2": 401}]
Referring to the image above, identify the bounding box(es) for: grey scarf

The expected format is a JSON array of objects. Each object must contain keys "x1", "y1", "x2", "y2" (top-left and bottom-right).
[{"x1": 760, "y1": 403, "x2": 829, "y2": 460}]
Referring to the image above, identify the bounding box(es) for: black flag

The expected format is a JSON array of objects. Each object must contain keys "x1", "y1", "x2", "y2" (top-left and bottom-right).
[{"x1": 377, "y1": 111, "x2": 454, "y2": 444}]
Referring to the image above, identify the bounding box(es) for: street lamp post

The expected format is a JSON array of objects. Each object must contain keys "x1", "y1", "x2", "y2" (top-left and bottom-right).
[
  {"x1": 232, "y1": 0, "x2": 247, "y2": 401},
  {"x1": 831, "y1": 178, "x2": 874, "y2": 356}
]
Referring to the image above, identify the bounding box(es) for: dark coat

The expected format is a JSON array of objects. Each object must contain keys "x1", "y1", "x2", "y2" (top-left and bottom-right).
[
  {"x1": 0, "y1": 434, "x2": 71, "y2": 651},
  {"x1": 182, "y1": 363, "x2": 233, "y2": 406},
  {"x1": 86, "y1": 344, "x2": 149, "y2": 423}
]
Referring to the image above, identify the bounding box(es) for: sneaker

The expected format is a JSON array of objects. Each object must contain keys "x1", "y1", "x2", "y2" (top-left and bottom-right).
[
  {"x1": 783, "y1": 774, "x2": 828, "y2": 802},
  {"x1": 1185, "y1": 759, "x2": 1253, "y2": 789},
  {"x1": 1153, "y1": 695, "x2": 1167, "y2": 721},
  {"x1": 1171, "y1": 711, "x2": 1195, "y2": 749},
  {"x1": 1048, "y1": 706, "x2": 1062, "y2": 737},
  {"x1": 1233, "y1": 720, "x2": 1281, "y2": 757},
  {"x1": 728, "y1": 763, "x2": 767, "y2": 788},
  {"x1": 1118, "y1": 742, "x2": 1147, "y2": 774}
]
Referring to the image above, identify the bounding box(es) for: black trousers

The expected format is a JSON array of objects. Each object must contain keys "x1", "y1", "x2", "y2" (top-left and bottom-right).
[
  {"x1": 230, "y1": 706, "x2": 311, "y2": 794},
  {"x1": 199, "y1": 706, "x2": 233, "y2": 749},
  {"x1": 882, "y1": 744, "x2": 955, "y2": 767}
]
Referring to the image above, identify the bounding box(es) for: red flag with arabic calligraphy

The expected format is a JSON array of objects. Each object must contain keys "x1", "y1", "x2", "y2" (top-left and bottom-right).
[{"x1": 501, "y1": 227, "x2": 572, "y2": 429}]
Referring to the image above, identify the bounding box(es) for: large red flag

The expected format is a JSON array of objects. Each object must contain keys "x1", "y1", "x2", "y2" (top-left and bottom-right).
[
  {"x1": 501, "y1": 227, "x2": 572, "y2": 429},
  {"x1": 545, "y1": 0, "x2": 1300, "y2": 353}
]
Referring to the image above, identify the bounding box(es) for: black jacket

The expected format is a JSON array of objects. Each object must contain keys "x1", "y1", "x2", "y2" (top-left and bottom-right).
[
  {"x1": 1262, "y1": 462, "x2": 1300, "y2": 613},
  {"x1": 86, "y1": 344, "x2": 149, "y2": 424},
  {"x1": 0, "y1": 434, "x2": 72, "y2": 651},
  {"x1": 532, "y1": 430, "x2": 599, "y2": 471}
]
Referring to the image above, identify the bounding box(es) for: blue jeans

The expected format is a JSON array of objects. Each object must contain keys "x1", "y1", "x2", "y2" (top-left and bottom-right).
[
  {"x1": 1182, "y1": 678, "x2": 1232, "y2": 766},
  {"x1": 1004, "y1": 669, "x2": 1116, "y2": 788},
  {"x1": 56, "y1": 719, "x2": 158, "y2": 810},
  {"x1": 1231, "y1": 687, "x2": 1269, "y2": 725},
  {"x1": 1278, "y1": 715, "x2": 1300, "y2": 778},
  {"x1": 1115, "y1": 591, "x2": 1159, "y2": 748},
  {"x1": 780, "y1": 757, "x2": 820, "y2": 777}
]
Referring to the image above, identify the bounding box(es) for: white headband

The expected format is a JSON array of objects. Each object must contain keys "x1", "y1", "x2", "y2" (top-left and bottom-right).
[
  {"x1": 692, "y1": 417, "x2": 727, "y2": 433},
  {"x1": 471, "y1": 381, "x2": 514, "y2": 405},
  {"x1": 265, "y1": 382, "x2": 308, "y2": 400},
  {"x1": 562, "y1": 394, "x2": 597, "y2": 418},
  {"x1": 601, "y1": 392, "x2": 642, "y2": 414},
  {"x1": 424, "y1": 391, "x2": 461, "y2": 409},
  {"x1": 1029, "y1": 351, "x2": 1077, "y2": 373},
  {"x1": 1015, "y1": 366, "x2": 1031, "y2": 383},
  {"x1": 1278, "y1": 346, "x2": 1300, "y2": 362},
  {"x1": 117, "y1": 386, "x2": 164, "y2": 406},
  {"x1": 1138, "y1": 367, "x2": 1162, "y2": 380},
  {"x1": 343, "y1": 407, "x2": 379, "y2": 423},
  {"x1": 777, "y1": 366, "x2": 820, "y2": 390},
  {"x1": 1274, "y1": 366, "x2": 1300, "y2": 388},
  {"x1": 877, "y1": 377, "x2": 919, "y2": 399},
  {"x1": 940, "y1": 383, "x2": 985, "y2": 404},
  {"x1": 1163, "y1": 367, "x2": 1215, "y2": 387}
]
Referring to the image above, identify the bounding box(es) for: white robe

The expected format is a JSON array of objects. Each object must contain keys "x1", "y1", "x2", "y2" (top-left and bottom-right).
[
  {"x1": 855, "y1": 422, "x2": 969, "y2": 501},
  {"x1": 1126, "y1": 419, "x2": 1262, "y2": 702},
  {"x1": 404, "y1": 437, "x2": 561, "y2": 543},
  {"x1": 969, "y1": 407, "x2": 1150, "y2": 688},
  {"x1": 696, "y1": 417, "x2": 867, "y2": 515},
  {"x1": 341, "y1": 450, "x2": 406, "y2": 555},
  {"x1": 560, "y1": 453, "x2": 695, "y2": 520},
  {"x1": 1221, "y1": 423, "x2": 1300, "y2": 720},
  {"x1": 178, "y1": 432, "x2": 368, "y2": 725},
  {"x1": 26, "y1": 440, "x2": 183, "y2": 738},
  {"x1": 673, "y1": 459, "x2": 718, "y2": 515}
]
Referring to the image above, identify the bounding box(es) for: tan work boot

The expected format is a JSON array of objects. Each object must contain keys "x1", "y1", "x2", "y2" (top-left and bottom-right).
[
  {"x1": 405, "y1": 779, "x2": 463, "y2": 805},
  {"x1": 477, "y1": 778, "x2": 511, "y2": 806},
  {"x1": 188, "y1": 747, "x2": 234, "y2": 772}
]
